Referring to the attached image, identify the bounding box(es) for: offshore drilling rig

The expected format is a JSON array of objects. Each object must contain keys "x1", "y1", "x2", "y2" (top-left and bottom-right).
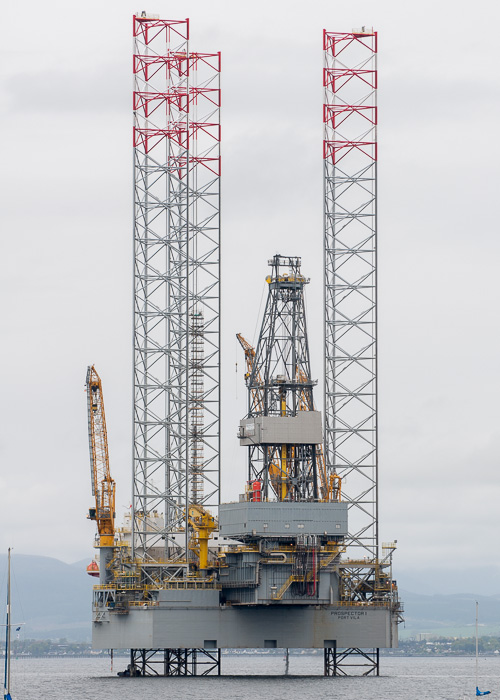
[{"x1": 87, "y1": 15, "x2": 403, "y2": 677}]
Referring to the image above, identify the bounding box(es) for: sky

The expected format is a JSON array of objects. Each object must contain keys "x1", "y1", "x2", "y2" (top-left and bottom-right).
[{"x1": 1, "y1": 0, "x2": 499, "y2": 595}]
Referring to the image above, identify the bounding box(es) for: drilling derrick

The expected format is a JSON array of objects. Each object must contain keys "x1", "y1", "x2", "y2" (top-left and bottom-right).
[
  {"x1": 244, "y1": 255, "x2": 320, "y2": 502},
  {"x1": 241, "y1": 256, "x2": 331, "y2": 503}
]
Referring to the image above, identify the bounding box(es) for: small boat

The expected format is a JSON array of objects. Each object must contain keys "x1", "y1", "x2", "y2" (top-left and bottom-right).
[{"x1": 475, "y1": 601, "x2": 491, "y2": 696}]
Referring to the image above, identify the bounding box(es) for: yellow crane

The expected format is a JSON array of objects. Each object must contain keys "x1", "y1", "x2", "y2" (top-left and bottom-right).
[
  {"x1": 86, "y1": 365, "x2": 116, "y2": 547},
  {"x1": 236, "y1": 333, "x2": 264, "y2": 413}
]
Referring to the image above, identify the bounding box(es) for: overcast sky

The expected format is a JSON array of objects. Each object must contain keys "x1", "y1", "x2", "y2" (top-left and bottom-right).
[{"x1": 1, "y1": 0, "x2": 499, "y2": 595}]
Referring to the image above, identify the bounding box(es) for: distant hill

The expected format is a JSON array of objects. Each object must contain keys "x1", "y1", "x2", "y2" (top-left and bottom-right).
[
  {"x1": 1, "y1": 554, "x2": 499, "y2": 642},
  {"x1": 0, "y1": 553, "x2": 94, "y2": 642},
  {"x1": 399, "y1": 589, "x2": 500, "y2": 639}
]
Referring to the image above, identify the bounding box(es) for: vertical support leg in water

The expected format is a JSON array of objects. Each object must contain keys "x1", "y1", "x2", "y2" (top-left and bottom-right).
[
  {"x1": 122, "y1": 648, "x2": 221, "y2": 676},
  {"x1": 324, "y1": 647, "x2": 379, "y2": 676},
  {"x1": 284, "y1": 648, "x2": 290, "y2": 675}
]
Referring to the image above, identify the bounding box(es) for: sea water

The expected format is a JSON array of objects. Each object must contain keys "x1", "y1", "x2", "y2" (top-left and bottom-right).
[{"x1": 8, "y1": 654, "x2": 499, "y2": 699}]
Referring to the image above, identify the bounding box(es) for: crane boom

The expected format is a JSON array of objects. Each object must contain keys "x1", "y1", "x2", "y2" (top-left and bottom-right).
[
  {"x1": 86, "y1": 365, "x2": 115, "y2": 546},
  {"x1": 236, "y1": 333, "x2": 264, "y2": 414}
]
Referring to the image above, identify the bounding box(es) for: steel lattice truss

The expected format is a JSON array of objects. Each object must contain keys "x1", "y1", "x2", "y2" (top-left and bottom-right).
[
  {"x1": 133, "y1": 15, "x2": 220, "y2": 570},
  {"x1": 130, "y1": 648, "x2": 221, "y2": 676},
  {"x1": 249, "y1": 257, "x2": 314, "y2": 417},
  {"x1": 247, "y1": 255, "x2": 321, "y2": 501},
  {"x1": 323, "y1": 30, "x2": 378, "y2": 556}
]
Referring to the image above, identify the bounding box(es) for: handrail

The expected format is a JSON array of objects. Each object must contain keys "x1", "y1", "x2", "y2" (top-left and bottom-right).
[
  {"x1": 335, "y1": 601, "x2": 392, "y2": 608},
  {"x1": 94, "y1": 580, "x2": 221, "y2": 592},
  {"x1": 127, "y1": 601, "x2": 160, "y2": 607},
  {"x1": 271, "y1": 575, "x2": 302, "y2": 600}
]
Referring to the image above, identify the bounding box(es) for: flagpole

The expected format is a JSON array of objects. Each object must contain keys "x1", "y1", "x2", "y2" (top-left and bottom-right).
[
  {"x1": 4, "y1": 548, "x2": 11, "y2": 699},
  {"x1": 476, "y1": 600, "x2": 479, "y2": 692}
]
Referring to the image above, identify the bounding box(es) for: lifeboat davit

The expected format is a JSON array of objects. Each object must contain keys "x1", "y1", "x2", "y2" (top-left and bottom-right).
[{"x1": 86, "y1": 560, "x2": 99, "y2": 577}]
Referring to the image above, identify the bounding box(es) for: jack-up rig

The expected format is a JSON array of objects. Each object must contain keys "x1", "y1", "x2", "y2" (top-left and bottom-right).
[{"x1": 86, "y1": 15, "x2": 403, "y2": 677}]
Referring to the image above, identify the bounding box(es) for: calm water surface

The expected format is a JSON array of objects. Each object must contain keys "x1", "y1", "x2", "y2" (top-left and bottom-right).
[{"x1": 9, "y1": 655, "x2": 499, "y2": 699}]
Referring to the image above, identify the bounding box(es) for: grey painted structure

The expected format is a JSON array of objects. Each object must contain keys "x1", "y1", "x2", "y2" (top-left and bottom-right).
[
  {"x1": 239, "y1": 412, "x2": 323, "y2": 446},
  {"x1": 93, "y1": 594, "x2": 397, "y2": 650},
  {"x1": 219, "y1": 502, "x2": 347, "y2": 538},
  {"x1": 92, "y1": 470, "x2": 401, "y2": 666},
  {"x1": 92, "y1": 503, "x2": 400, "y2": 654}
]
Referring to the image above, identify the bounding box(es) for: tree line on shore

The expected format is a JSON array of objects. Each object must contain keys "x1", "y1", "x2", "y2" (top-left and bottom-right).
[
  {"x1": 384, "y1": 637, "x2": 500, "y2": 655},
  {"x1": 2, "y1": 637, "x2": 500, "y2": 657}
]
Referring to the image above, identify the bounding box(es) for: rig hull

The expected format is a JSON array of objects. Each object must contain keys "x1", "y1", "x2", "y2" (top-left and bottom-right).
[{"x1": 92, "y1": 600, "x2": 398, "y2": 650}]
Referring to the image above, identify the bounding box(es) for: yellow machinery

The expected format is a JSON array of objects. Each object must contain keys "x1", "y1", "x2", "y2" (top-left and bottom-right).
[
  {"x1": 86, "y1": 365, "x2": 116, "y2": 547},
  {"x1": 297, "y1": 366, "x2": 340, "y2": 502},
  {"x1": 236, "y1": 333, "x2": 264, "y2": 413},
  {"x1": 187, "y1": 504, "x2": 218, "y2": 570},
  {"x1": 86, "y1": 366, "x2": 218, "y2": 576}
]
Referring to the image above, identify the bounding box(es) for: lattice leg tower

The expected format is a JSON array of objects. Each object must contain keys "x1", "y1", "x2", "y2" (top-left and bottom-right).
[
  {"x1": 132, "y1": 14, "x2": 221, "y2": 574},
  {"x1": 189, "y1": 311, "x2": 205, "y2": 505},
  {"x1": 323, "y1": 26, "x2": 382, "y2": 677},
  {"x1": 323, "y1": 28, "x2": 378, "y2": 558}
]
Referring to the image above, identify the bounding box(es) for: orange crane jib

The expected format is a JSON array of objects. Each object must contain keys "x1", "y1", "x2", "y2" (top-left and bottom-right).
[
  {"x1": 86, "y1": 365, "x2": 116, "y2": 547},
  {"x1": 236, "y1": 333, "x2": 264, "y2": 414}
]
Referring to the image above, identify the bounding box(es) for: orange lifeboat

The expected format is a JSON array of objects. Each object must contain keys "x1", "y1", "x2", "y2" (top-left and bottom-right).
[{"x1": 86, "y1": 560, "x2": 99, "y2": 577}]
